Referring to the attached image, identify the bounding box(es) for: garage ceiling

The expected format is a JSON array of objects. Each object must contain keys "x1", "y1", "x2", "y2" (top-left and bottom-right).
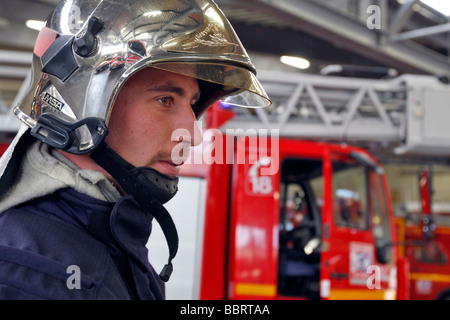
[{"x1": 1, "y1": 0, "x2": 450, "y2": 71}]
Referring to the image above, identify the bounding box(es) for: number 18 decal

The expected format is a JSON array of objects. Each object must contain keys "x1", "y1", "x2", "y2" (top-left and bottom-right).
[{"x1": 247, "y1": 157, "x2": 273, "y2": 195}]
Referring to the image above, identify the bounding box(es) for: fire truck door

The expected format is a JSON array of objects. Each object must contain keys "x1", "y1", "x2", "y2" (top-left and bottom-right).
[
  {"x1": 227, "y1": 136, "x2": 279, "y2": 300},
  {"x1": 325, "y1": 152, "x2": 395, "y2": 299}
]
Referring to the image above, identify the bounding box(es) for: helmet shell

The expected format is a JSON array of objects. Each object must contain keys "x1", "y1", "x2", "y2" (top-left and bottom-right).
[{"x1": 15, "y1": 0, "x2": 270, "y2": 153}]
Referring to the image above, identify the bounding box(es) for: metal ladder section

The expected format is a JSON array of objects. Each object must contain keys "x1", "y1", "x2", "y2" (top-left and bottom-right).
[{"x1": 222, "y1": 70, "x2": 450, "y2": 156}]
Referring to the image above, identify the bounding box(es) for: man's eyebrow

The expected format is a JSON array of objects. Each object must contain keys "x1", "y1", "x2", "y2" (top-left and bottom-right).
[{"x1": 148, "y1": 82, "x2": 201, "y2": 101}]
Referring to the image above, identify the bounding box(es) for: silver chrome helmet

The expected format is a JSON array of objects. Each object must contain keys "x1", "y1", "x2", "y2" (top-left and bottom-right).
[{"x1": 14, "y1": 0, "x2": 271, "y2": 154}]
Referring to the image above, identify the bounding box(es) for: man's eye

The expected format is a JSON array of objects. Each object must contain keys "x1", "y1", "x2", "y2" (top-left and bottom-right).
[{"x1": 158, "y1": 97, "x2": 172, "y2": 106}]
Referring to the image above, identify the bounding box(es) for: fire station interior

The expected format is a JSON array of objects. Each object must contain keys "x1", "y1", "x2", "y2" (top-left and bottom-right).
[{"x1": 2, "y1": 0, "x2": 450, "y2": 300}]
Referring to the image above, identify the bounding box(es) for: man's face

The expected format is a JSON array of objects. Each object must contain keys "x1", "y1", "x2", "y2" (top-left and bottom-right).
[{"x1": 105, "y1": 67, "x2": 203, "y2": 177}]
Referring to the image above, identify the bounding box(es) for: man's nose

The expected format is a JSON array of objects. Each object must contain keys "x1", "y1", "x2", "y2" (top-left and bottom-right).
[
  {"x1": 177, "y1": 105, "x2": 203, "y2": 147},
  {"x1": 190, "y1": 118, "x2": 203, "y2": 147}
]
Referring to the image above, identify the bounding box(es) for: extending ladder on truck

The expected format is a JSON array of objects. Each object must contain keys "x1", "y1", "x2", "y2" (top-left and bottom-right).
[{"x1": 222, "y1": 70, "x2": 450, "y2": 158}]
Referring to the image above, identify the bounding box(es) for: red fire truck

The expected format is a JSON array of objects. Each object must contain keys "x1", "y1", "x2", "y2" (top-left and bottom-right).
[{"x1": 147, "y1": 103, "x2": 402, "y2": 300}]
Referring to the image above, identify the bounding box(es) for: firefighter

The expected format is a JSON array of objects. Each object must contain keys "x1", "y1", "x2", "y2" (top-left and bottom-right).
[{"x1": 0, "y1": 0, "x2": 270, "y2": 299}]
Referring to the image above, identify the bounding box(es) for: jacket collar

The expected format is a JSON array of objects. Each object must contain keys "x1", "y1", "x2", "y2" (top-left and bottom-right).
[
  {"x1": 0, "y1": 137, "x2": 121, "y2": 215},
  {"x1": 51, "y1": 187, "x2": 154, "y2": 271}
]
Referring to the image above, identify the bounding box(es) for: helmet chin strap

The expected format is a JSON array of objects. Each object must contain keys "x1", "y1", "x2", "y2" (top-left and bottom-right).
[{"x1": 90, "y1": 141, "x2": 179, "y2": 282}]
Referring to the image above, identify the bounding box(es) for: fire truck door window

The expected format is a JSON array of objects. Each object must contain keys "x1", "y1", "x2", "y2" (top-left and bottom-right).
[
  {"x1": 370, "y1": 173, "x2": 392, "y2": 264},
  {"x1": 332, "y1": 163, "x2": 369, "y2": 230}
]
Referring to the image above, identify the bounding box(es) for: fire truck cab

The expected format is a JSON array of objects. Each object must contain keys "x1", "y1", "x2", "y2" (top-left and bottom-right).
[
  {"x1": 149, "y1": 129, "x2": 399, "y2": 300},
  {"x1": 228, "y1": 137, "x2": 397, "y2": 300},
  {"x1": 274, "y1": 141, "x2": 396, "y2": 299}
]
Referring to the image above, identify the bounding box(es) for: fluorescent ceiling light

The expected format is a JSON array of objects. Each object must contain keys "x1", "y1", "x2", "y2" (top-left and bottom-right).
[
  {"x1": 280, "y1": 55, "x2": 311, "y2": 70},
  {"x1": 25, "y1": 20, "x2": 45, "y2": 31},
  {"x1": 0, "y1": 17, "x2": 9, "y2": 29},
  {"x1": 420, "y1": 0, "x2": 450, "y2": 16}
]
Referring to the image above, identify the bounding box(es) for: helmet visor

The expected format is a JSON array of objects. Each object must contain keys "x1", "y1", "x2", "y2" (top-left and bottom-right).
[{"x1": 151, "y1": 62, "x2": 271, "y2": 109}]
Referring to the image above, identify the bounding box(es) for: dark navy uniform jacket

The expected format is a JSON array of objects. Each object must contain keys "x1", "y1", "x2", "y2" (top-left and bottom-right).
[{"x1": 0, "y1": 187, "x2": 165, "y2": 299}]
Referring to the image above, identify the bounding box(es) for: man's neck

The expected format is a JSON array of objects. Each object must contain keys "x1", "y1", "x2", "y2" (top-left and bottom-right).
[{"x1": 57, "y1": 149, "x2": 126, "y2": 195}]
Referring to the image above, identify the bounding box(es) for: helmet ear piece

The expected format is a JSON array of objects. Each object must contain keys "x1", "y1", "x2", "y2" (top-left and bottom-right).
[{"x1": 30, "y1": 114, "x2": 108, "y2": 155}]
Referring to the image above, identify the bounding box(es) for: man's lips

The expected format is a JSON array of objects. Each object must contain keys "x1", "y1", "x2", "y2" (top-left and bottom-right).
[
  {"x1": 154, "y1": 160, "x2": 183, "y2": 176},
  {"x1": 162, "y1": 158, "x2": 185, "y2": 166}
]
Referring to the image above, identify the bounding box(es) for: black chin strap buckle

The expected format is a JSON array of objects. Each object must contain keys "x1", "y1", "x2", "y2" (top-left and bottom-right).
[{"x1": 159, "y1": 263, "x2": 173, "y2": 282}]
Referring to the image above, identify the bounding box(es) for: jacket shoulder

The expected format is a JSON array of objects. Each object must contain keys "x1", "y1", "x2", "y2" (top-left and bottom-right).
[{"x1": 0, "y1": 204, "x2": 130, "y2": 299}]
